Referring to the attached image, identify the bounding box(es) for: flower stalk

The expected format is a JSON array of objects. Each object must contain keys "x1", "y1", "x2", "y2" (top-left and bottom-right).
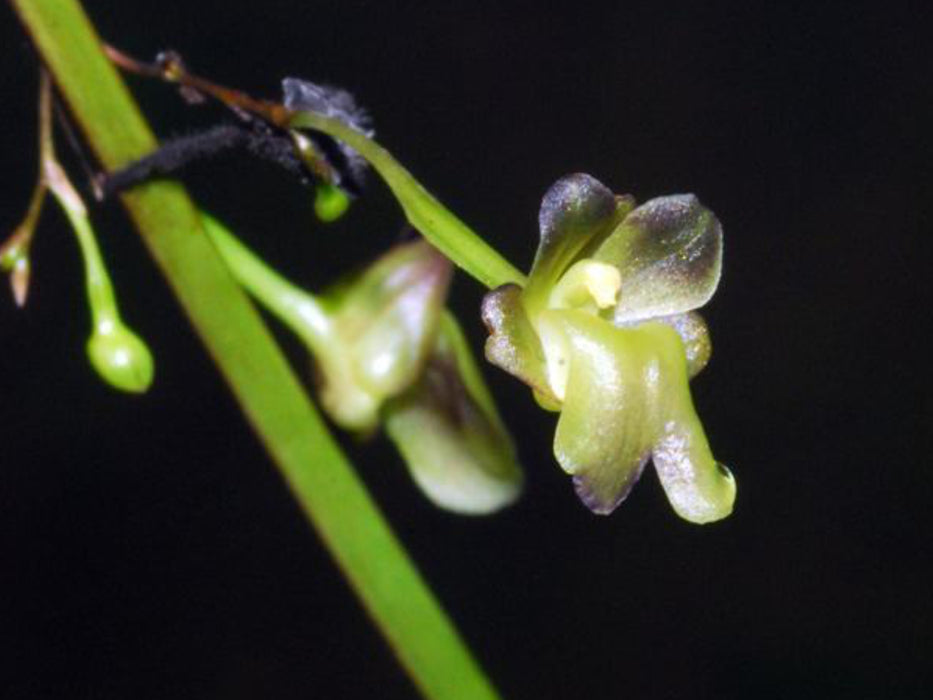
[
  {"x1": 4, "y1": 70, "x2": 154, "y2": 392},
  {"x1": 101, "y1": 44, "x2": 526, "y2": 290},
  {"x1": 12, "y1": 2, "x2": 504, "y2": 698}
]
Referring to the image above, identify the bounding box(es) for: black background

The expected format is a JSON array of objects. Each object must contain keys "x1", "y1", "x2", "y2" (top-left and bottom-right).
[{"x1": 1, "y1": 2, "x2": 931, "y2": 698}]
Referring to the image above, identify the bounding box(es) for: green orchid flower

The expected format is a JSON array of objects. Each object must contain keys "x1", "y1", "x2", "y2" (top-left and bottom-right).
[
  {"x1": 482, "y1": 173, "x2": 735, "y2": 523},
  {"x1": 202, "y1": 214, "x2": 522, "y2": 514}
]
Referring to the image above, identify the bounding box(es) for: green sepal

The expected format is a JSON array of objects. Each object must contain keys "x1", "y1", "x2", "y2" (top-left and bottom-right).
[
  {"x1": 523, "y1": 174, "x2": 625, "y2": 314},
  {"x1": 652, "y1": 311, "x2": 712, "y2": 378},
  {"x1": 481, "y1": 283, "x2": 556, "y2": 403},
  {"x1": 384, "y1": 311, "x2": 523, "y2": 515},
  {"x1": 593, "y1": 194, "x2": 722, "y2": 323},
  {"x1": 320, "y1": 239, "x2": 452, "y2": 430},
  {"x1": 327, "y1": 240, "x2": 451, "y2": 397}
]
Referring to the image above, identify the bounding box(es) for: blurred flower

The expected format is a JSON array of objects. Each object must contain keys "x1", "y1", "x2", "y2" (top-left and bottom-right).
[
  {"x1": 1, "y1": 230, "x2": 33, "y2": 307},
  {"x1": 202, "y1": 214, "x2": 522, "y2": 514},
  {"x1": 482, "y1": 174, "x2": 735, "y2": 523},
  {"x1": 311, "y1": 237, "x2": 453, "y2": 433}
]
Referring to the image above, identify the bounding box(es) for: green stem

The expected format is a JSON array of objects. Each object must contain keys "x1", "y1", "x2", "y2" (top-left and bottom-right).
[
  {"x1": 12, "y1": 2, "x2": 503, "y2": 699},
  {"x1": 290, "y1": 111, "x2": 527, "y2": 290},
  {"x1": 44, "y1": 160, "x2": 117, "y2": 325},
  {"x1": 200, "y1": 213, "x2": 332, "y2": 351}
]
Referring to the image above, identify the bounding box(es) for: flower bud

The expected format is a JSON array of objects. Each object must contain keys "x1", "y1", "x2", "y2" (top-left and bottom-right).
[
  {"x1": 313, "y1": 183, "x2": 351, "y2": 222},
  {"x1": 317, "y1": 239, "x2": 452, "y2": 431},
  {"x1": 200, "y1": 213, "x2": 522, "y2": 514},
  {"x1": 2, "y1": 182, "x2": 46, "y2": 307},
  {"x1": 86, "y1": 318, "x2": 155, "y2": 393},
  {"x1": 1, "y1": 241, "x2": 31, "y2": 307},
  {"x1": 43, "y1": 145, "x2": 155, "y2": 395}
]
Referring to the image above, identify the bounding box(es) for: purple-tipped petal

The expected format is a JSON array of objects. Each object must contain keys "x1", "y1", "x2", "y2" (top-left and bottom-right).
[
  {"x1": 652, "y1": 312, "x2": 712, "y2": 378},
  {"x1": 593, "y1": 194, "x2": 723, "y2": 323},
  {"x1": 525, "y1": 174, "x2": 622, "y2": 311},
  {"x1": 641, "y1": 322, "x2": 735, "y2": 523}
]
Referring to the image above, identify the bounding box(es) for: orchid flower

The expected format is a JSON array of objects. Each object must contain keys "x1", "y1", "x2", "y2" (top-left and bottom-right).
[
  {"x1": 482, "y1": 174, "x2": 735, "y2": 523},
  {"x1": 201, "y1": 214, "x2": 523, "y2": 514}
]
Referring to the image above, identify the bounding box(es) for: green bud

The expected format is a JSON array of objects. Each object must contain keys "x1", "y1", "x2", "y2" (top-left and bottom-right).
[
  {"x1": 86, "y1": 318, "x2": 155, "y2": 393},
  {"x1": 42, "y1": 146, "x2": 155, "y2": 395},
  {"x1": 202, "y1": 213, "x2": 452, "y2": 432},
  {"x1": 313, "y1": 183, "x2": 351, "y2": 222}
]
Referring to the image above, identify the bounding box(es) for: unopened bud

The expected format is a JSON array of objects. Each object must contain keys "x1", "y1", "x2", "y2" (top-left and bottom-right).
[
  {"x1": 313, "y1": 183, "x2": 350, "y2": 222},
  {"x1": 86, "y1": 318, "x2": 155, "y2": 393}
]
